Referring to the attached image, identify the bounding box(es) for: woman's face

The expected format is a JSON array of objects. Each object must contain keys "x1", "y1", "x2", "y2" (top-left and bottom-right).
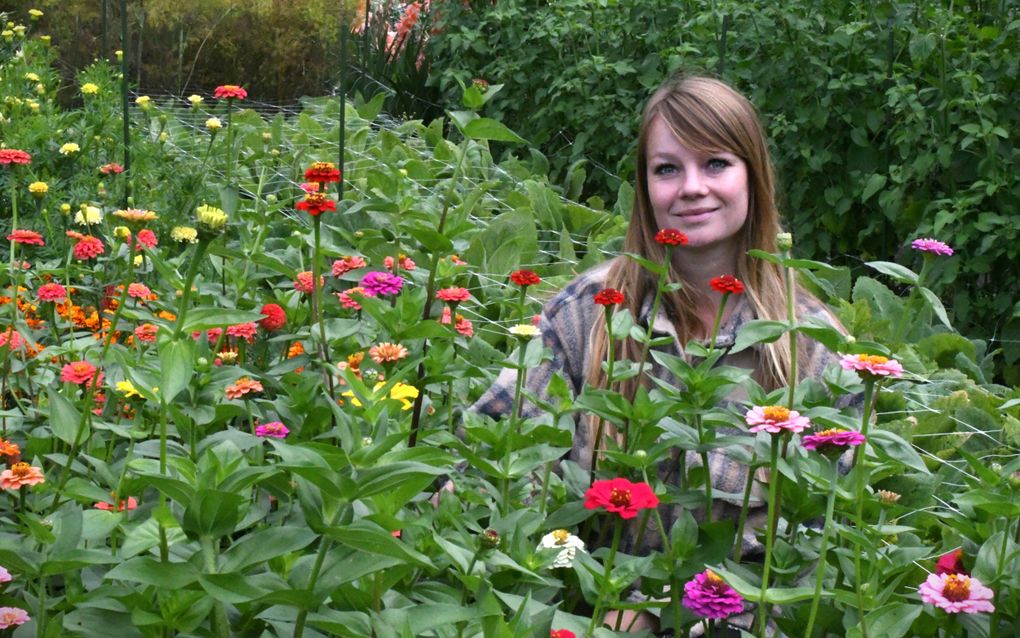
[{"x1": 645, "y1": 117, "x2": 749, "y2": 254}]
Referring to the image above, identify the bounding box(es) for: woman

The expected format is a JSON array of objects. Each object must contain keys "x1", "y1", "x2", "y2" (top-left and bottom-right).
[{"x1": 472, "y1": 74, "x2": 846, "y2": 634}]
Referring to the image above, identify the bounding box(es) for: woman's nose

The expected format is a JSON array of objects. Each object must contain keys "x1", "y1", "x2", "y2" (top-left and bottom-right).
[{"x1": 679, "y1": 167, "x2": 709, "y2": 197}]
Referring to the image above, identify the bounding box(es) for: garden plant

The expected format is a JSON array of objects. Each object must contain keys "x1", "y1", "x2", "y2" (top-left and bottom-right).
[{"x1": 0, "y1": 5, "x2": 1019, "y2": 638}]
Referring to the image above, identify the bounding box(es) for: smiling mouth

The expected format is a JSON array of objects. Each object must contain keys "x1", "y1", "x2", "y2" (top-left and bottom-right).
[{"x1": 675, "y1": 207, "x2": 716, "y2": 218}]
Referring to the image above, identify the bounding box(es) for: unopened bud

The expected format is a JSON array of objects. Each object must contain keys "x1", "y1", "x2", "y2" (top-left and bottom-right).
[
  {"x1": 480, "y1": 528, "x2": 501, "y2": 549},
  {"x1": 776, "y1": 232, "x2": 793, "y2": 251},
  {"x1": 877, "y1": 490, "x2": 901, "y2": 505}
]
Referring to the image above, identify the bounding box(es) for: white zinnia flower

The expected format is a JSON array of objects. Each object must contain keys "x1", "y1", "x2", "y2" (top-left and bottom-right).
[
  {"x1": 537, "y1": 529, "x2": 586, "y2": 569},
  {"x1": 509, "y1": 324, "x2": 541, "y2": 339}
]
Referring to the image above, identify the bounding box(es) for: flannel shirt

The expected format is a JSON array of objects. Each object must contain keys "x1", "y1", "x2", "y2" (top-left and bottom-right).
[{"x1": 473, "y1": 259, "x2": 846, "y2": 553}]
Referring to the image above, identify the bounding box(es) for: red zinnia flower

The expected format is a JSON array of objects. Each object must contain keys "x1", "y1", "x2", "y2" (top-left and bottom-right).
[
  {"x1": 259, "y1": 303, "x2": 286, "y2": 331},
  {"x1": 550, "y1": 631, "x2": 576, "y2": 638},
  {"x1": 293, "y1": 271, "x2": 324, "y2": 294},
  {"x1": 296, "y1": 192, "x2": 337, "y2": 216},
  {"x1": 709, "y1": 275, "x2": 745, "y2": 295},
  {"x1": 213, "y1": 85, "x2": 247, "y2": 100},
  {"x1": 37, "y1": 283, "x2": 67, "y2": 303},
  {"x1": 7, "y1": 230, "x2": 44, "y2": 246},
  {"x1": 655, "y1": 229, "x2": 689, "y2": 246},
  {"x1": 510, "y1": 269, "x2": 541, "y2": 286},
  {"x1": 136, "y1": 229, "x2": 158, "y2": 249},
  {"x1": 593, "y1": 288, "x2": 625, "y2": 306},
  {"x1": 0, "y1": 149, "x2": 32, "y2": 165},
  {"x1": 304, "y1": 161, "x2": 342, "y2": 184},
  {"x1": 584, "y1": 478, "x2": 659, "y2": 519},
  {"x1": 99, "y1": 163, "x2": 124, "y2": 175},
  {"x1": 134, "y1": 323, "x2": 158, "y2": 343},
  {"x1": 936, "y1": 549, "x2": 969, "y2": 576}
]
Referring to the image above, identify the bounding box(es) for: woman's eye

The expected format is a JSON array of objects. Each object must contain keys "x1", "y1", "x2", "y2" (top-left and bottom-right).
[
  {"x1": 707, "y1": 158, "x2": 731, "y2": 171},
  {"x1": 653, "y1": 163, "x2": 677, "y2": 175}
]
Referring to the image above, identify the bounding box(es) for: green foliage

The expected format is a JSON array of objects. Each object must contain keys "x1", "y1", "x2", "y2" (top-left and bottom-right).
[{"x1": 427, "y1": 0, "x2": 1020, "y2": 379}]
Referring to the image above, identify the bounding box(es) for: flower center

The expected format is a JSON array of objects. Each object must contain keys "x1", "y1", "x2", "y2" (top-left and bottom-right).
[
  {"x1": 552, "y1": 529, "x2": 570, "y2": 545},
  {"x1": 704, "y1": 569, "x2": 725, "y2": 588},
  {"x1": 763, "y1": 406, "x2": 791, "y2": 421},
  {"x1": 609, "y1": 488, "x2": 632, "y2": 507},
  {"x1": 942, "y1": 574, "x2": 971, "y2": 602},
  {"x1": 11, "y1": 462, "x2": 31, "y2": 478},
  {"x1": 860, "y1": 354, "x2": 889, "y2": 365},
  {"x1": 816, "y1": 428, "x2": 842, "y2": 438}
]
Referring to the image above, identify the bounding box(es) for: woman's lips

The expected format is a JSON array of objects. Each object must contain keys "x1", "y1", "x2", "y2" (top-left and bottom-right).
[{"x1": 674, "y1": 207, "x2": 715, "y2": 223}]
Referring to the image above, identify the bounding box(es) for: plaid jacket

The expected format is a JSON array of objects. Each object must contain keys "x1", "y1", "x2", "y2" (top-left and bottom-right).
[{"x1": 473, "y1": 259, "x2": 847, "y2": 553}]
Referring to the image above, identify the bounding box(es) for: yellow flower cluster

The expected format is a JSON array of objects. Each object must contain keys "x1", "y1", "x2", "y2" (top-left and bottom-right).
[
  {"x1": 196, "y1": 204, "x2": 227, "y2": 232},
  {"x1": 81, "y1": 83, "x2": 99, "y2": 96}
]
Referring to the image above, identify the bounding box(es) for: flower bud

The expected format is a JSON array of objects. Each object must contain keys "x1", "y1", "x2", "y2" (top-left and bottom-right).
[
  {"x1": 877, "y1": 490, "x2": 901, "y2": 505},
  {"x1": 361, "y1": 437, "x2": 373, "y2": 447},
  {"x1": 634, "y1": 450, "x2": 647, "y2": 459},
  {"x1": 776, "y1": 232, "x2": 793, "y2": 251},
  {"x1": 480, "y1": 528, "x2": 501, "y2": 549},
  {"x1": 266, "y1": 194, "x2": 277, "y2": 204},
  {"x1": 1009, "y1": 472, "x2": 1020, "y2": 490}
]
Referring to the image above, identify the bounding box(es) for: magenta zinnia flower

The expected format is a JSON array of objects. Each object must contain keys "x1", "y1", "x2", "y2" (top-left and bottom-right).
[
  {"x1": 255, "y1": 421, "x2": 289, "y2": 439},
  {"x1": 745, "y1": 405, "x2": 810, "y2": 434},
  {"x1": 802, "y1": 428, "x2": 866, "y2": 456},
  {"x1": 918, "y1": 573, "x2": 994, "y2": 614},
  {"x1": 360, "y1": 271, "x2": 404, "y2": 297},
  {"x1": 839, "y1": 353, "x2": 904, "y2": 380},
  {"x1": 911, "y1": 238, "x2": 953, "y2": 256},
  {"x1": 682, "y1": 570, "x2": 744, "y2": 619}
]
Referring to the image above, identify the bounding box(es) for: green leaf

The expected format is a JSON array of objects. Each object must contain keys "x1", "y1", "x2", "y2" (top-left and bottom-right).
[
  {"x1": 199, "y1": 573, "x2": 269, "y2": 604},
  {"x1": 861, "y1": 173, "x2": 887, "y2": 202},
  {"x1": 180, "y1": 307, "x2": 266, "y2": 333},
  {"x1": 356, "y1": 461, "x2": 447, "y2": 501},
  {"x1": 463, "y1": 118, "x2": 526, "y2": 144},
  {"x1": 747, "y1": 249, "x2": 782, "y2": 265},
  {"x1": 731, "y1": 320, "x2": 788, "y2": 354},
  {"x1": 327, "y1": 520, "x2": 432, "y2": 568},
  {"x1": 623, "y1": 251, "x2": 665, "y2": 276},
  {"x1": 105, "y1": 557, "x2": 200, "y2": 589},
  {"x1": 918, "y1": 286, "x2": 952, "y2": 328},
  {"x1": 869, "y1": 430, "x2": 929, "y2": 474},
  {"x1": 182, "y1": 489, "x2": 247, "y2": 540},
  {"x1": 846, "y1": 603, "x2": 922, "y2": 638},
  {"x1": 48, "y1": 387, "x2": 84, "y2": 446},
  {"x1": 220, "y1": 526, "x2": 318, "y2": 572},
  {"x1": 158, "y1": 337, "x2": 195, "y2": 403},
  {"x1": 864, "y1": 261, "x2": 919, "y2": 285}
]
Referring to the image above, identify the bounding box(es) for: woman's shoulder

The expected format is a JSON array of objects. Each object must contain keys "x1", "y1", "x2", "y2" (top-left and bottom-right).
[
  {"x1": 542, "y1": 259, "x2": 616, "y2": 320},
  {"x1": 795, "y1": 288, "x2": 844, "y2": 330}
]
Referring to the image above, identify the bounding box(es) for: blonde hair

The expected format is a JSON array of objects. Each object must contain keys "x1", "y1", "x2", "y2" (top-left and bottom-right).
[{"x1": 586, "y1": 74, "x2": 796, "y2": 401}]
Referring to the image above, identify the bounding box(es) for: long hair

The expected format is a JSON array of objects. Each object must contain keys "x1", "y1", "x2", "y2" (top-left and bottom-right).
[{"x1": 585, "y1": 74, "x2": 795, "y2": 401}]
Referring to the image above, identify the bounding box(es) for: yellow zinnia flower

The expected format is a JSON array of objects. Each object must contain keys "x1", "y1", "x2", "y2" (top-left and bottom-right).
[
  {"x1": 81, "y1": 82, "x2": 99, "y2": 96},
  {"x1": 170, "y1": 226, "x2": 198, "y2": 243},
  {"x1": 195, "y1": 204, "x2": 227, "y2": 232},
  {"x1": 28, "y1": 181, "x2": 47, "y2": 197},
  {"x1": 59, "y1": 142, "x2": 80, "y2": 155}
]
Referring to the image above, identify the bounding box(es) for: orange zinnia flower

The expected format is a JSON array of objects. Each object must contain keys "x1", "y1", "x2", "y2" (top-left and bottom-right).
[
  {"x1": 225, "y1": 376, "x2": 263, "y2": 400},
  {"x1": 0, "y1": 438, "x2": 21, "y2": 459},
  {"x1": 369, "y1": 342, "x2": 409, "y2": 364}
]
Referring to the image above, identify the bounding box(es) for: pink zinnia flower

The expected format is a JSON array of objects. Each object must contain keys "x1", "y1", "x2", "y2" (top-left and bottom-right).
[
  {"x1": 0, "y1": 566, "x2": 11, "y2": 583},
  {"x1": 38, "y1": 282, "x2": 68, "y2": 302},
  {"x1": 384, "y1": 254, "x2": 416, "y2": 272},
  {"x1": 911, "y1": 238, "x2": 953, "y2": 256},
  {"x1": 337, "y1": 287, "x2": 365, "y2": 310},
  {"x1": 134, "y1": 323, "x2": 158, "y2": 343},
  {"x1": 436, "y1": 287, "x2": 470, "y2": 303},
  {"x1": 72, "y1": 235, "x2": 105, "y2": 260},
  {"x1": 745, "y1": 405, "x2": 810, "y2": 434},
  {"x1": 206, "y1": 327, "x2": 223, "y2": 343},
  {"x1": 255, "y1": 421, "x2": 289, "y2": 438},
  {"x1": 293, "y1": 271, "x2": 324, "y2": 294},
  {"x1": 360, "y1": 271, "x2": 403, "y2": 297},
  {"x1": 0, "y1": 328, "x2": 25, "y2": 351},
  {"x1": 0, "y1": 606, "x2": 30, "y2": 629},
  {"x1": 0, "y1": 463, "x2": 45, "y2": 490},
  {"x1": 127, "y1": 283, "x2": 151, "y2": 300},
  {"x1": 0, "y1": 149, "x2": 32, "y2": 165},
  {"x1": 438, "y1": 307, "x2": 473, "y2": 337},
  {"x1": 94, "y1": 496, "x2": 138, "y2": 511},
  {"x1": 918, "y1": 573, "x2": 994, "y2": 614},
  {"x1": 226, "y1": 322, "x2": 258, "y2": 343},
  {"x1": 332, "y1": 255, "x2": 367, "y2": 277},
  {"x1": 61, "y1": 360, "x2": 99, "y2": 385},
  {"x1": 802, "y1": 428, "x2": 866, "y2": 455},
  {"x1": 99, "y1": 162, "x2": 124, "y2": 175},
  {"x1": 682, "y1": 569, "x2": 744, "y2": 619},
  {"x1": 839, "y1": 353, "x2": 904, "y2": 380},
  {"x1": 213, "y1": 84, "x2": 247, "y2": 100},
  {"x1": 259, "y1": 303, "x2": 286, "y2": 331},
  {"x1": 299, "y1": 182, "x2": 320, "y2": 194}
]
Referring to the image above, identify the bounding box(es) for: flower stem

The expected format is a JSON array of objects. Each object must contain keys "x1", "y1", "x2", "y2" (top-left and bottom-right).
[
  {"x1": 756, "y1": 436, "x2": 782, "y2": 637},
  {"x1": 293, "y1": 508, "x2": 343, "y2": 638},
  {"x1": 850, "y1": 380, "x2": 876, "y2": 638},
  {"x1": 310, "y1": 216, "x2": 335, "y2": 396},
  {"x1": 590, "y1": 306, "x2": 615, "y2": 482},
  {"x1": 171, "y1": 237, "x2": 212, "y2": 340},
  {"x1": 502, "y1": 339, "x2": 528, "y2": 516},
  {"x1": 784, "y1": 263, "x2": 798, "y2": 410},
  {"x1": 633, "y1": 248, "x2": 672, "y2": 392},
  {"x1": 588, "y1": 519, "x2": 624, "y2": 636},
  {"x1": 804, "y1": 458, "x2": 840, "y2": 638},
  {"x1": 732, "y1": 452, "x2": 759, "y2": 563},
  {"x1": 708, "y1": 291, "x2": 730, "y2": 351}
]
